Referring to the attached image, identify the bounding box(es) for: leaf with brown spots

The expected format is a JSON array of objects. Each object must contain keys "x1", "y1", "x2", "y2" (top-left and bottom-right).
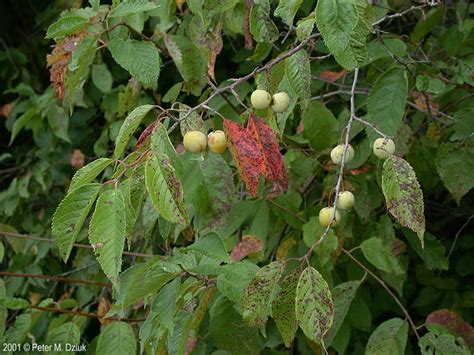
[
  {"x1": 230, "y1": 235, "x2": 263, "y2": 261},
  {"x1": 242, "y1": 260, "x2": 285, "y2": 328},
  {"x1": 224, "y1": 114, "x2": 288, "y2": 196},
  {"x1": 382, "y1": 156, "x2": 425, "y2": 246},
  {"x1": 295, "y1": 266, "x2": 334, "y2": 346},
  {"x1": 272, "y1": 268, "x2": 301, "y2": 348},
  {"x1": 426, "y1": 309, "x2": 474, "y2": 350}
]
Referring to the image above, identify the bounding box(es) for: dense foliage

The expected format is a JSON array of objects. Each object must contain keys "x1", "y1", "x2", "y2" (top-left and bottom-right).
[{"x1": 1, "y1": 0, "x2": 474, "y2": 354}]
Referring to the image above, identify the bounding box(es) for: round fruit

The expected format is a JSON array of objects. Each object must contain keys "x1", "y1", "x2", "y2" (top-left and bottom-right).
[
  {"x1": 373, "y1": 138, "x2": 395, "y2": 159},
  {"x1": 271, "y1": 92, "x2": 290, "y2": 113},
  {"x1": 183, "y1": 131, "x2": 207, "y2": 153},
  {"x1": 336, "y1": 191, "x2": 355, "y2": 210},
  {"x1": 251, "y1": 89, "x2": 272, "y2": 109},
  {"x1": 319, "y1": 207, "x2": 341, "y2": 227},
  {"x1": 330, "y1": 144, "x2": 355, "y2": 165},
  {"x1": 208, "y1": 130, "x2": 227, "y2": 154}
]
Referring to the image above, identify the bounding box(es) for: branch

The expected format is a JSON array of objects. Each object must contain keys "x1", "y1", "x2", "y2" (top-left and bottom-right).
[
  {"x1": 30, "y1": 305, "x2": 145, "y2": 323},
  {"x1": 353, "y1": 116, "x2": 392, "y2": 139},
  {"x1": 372, "y1": 5, "x2": 428, "y2": 27},
  {"x1": 0, "y1": 231, "x2": 153, "y2": 258},
  {"x1": 341, "y1": 248, "x2": 420, "y2": 340},
  {"x1": 168, "y1": 33, "x2": 321, "y2": 133},
  {"x1": 0, "y1": 271, "x2": 111, "y2": 288}
]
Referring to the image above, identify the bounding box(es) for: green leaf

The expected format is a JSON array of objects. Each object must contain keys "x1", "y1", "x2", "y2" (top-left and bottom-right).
[
  {"x1": 0, "y1": 297, "x2": 29, "y2": 310},
  {"x1": 69, "y1": 158, "x2": 113, "y2": 192},
  {"x1": 404, "y1": 231, "x2": 449, "y2": 271},
  {"x1": 89, "y1": 189, "x2": 127, "y2": 289},
  {"x1": 0, "y1": 280, "x2": 6, "y2": 337},
  {"x1": 366, "y1": 318, "x2": 409, "y2": 355},
  {"x1": 382, "y1": 156, "x2": 425, "y2": 246},
  {"x1": 188, "y1": 233, "x2": 231, "y2": 263},
  {"x1": 250, "y1": 0, "x2": 280, "y2": 43},
  {"x1": 45, "y1": 322, "x2": 80, "y2": 355},
  {"x1": 110, "y1": 0, "x2": 158, "y2": 17},
  {"x1": 419, "y1": 328, "x2": 471, "y2": 355},
  {"x1": 0, "y1": 224, "x2": 25, "y2": 254},
  {"x1": 302, "y1": 101, "x2": 339, "y2": 151},
  {"x1": 285, "y1": 49, "x2": 311, "y2": 101},
  {"x1": 164, "y1": 35, "x2": 207, "y2": 95},
  {"x1": 217, "y1": 261, "x2": 259, "y2": 303},
  {"x1": 295, "y1": 266, "x2": 334, "y2": 345},
  {"x1": 97, "y1": 322, "x2": 137, "y2": 355},
  {"x1": 46, "y1": 15, "x2": 90, "y2": 39},
  {"x1": 108, "y1": 38, "x2": 160, "y2": 90},
  {"x1": 178, "y1": 103, "x2": 205, "y2": 137},
  {"x1": 52, "y1": 183, "x2": 102, "y2": 262},
  {"x1": 3, "y1": 314, "x2": 31, "y2": 344},
  {"x1": 325, "y1": 281, "x2": 361, "y2": 347},
  {"x1": 114, "y1": 104, "x2": 155, "y2": 158},
  {"x1": 436, "y1": 142, "x2": 474, "y2": 204},
  {"x1": 151, "y1": 277, "x2": 181, "y2": 334},
  {"x1": 272, "y1": 268, "x2": 300, "y2": 347},
  {"x1": 274, "y1": 0, "x2": 303, "y2": 27},
  {"x1": 162, "y1": 82, "x2": 182, "y2": 103},
  {"x1": 151, "y1": 123, "x2": 183, "y2": 176},
  {"x1": 410, "y1": 8, "x2": 444, "y2": 42},
  {"x1": 145, "y1": 154, "x2": 189, "y2": 224},
  {"x1": 316, "y1": 0, "x2": 374, "y2": 69},
  {"x1": 92, "y1": 63, "x2": 113, "y2": 93},
  {"x1": 0, "y1": 242, "x2": 3, "y2": 263},
  {"x1": 296, "y1": 11, "x2": 316, "y2": 41},
  {"x1": 360, "y1": 237, "x2": 405, "y2": 274},
  {"x1": 242, "y1": 261, "x2": 285, "y2": 327},
  {"x1": 10, "y1": 108, "x2": 37, "y2": 144},
  {"x1": 89, "y1": 0, "x2": 100, "y2": 10},
  {"x1": 366, "y1": 68, "x2": 408, "y2": 142}
]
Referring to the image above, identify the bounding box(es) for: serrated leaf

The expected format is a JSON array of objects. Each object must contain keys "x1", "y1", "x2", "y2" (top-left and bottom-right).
[
  {"x1": 272, "y1": 268, "x2": 300, "y2": 347},
  {"x1": 52, "y1": 183, "x2": 101, "y2": 262},
  {"x1": 224, "y1": 114, "x2": 288, "y2": 196},
  {"x1": 361, "y1": 237, "x2": 405, "y2": 275},
  {"x1": 242, "y1": 261, "x2": 285, "y2": 328},
  {"x1": 295, "y1": 266, "x2": 334, "y2": 345},
  {"x1": 97, "y1": 322, "x2": 137, "y2": 355},
  {"x1": 250, "y1": 0, "x2": 279, "y2": 43},
  {"x1": 0, "y1": 297, "x2": 29, "y2": 310},
  {"x1": 145, "y1": 154, "x2": 188, "y2": 224},
  {"x1": 274, "y1": 0, "x2": 303, "y2": 27},
  {"x1": 92, "y1": 63, "x2": 113, "y2": 93},
  {"x1": 366, "y1": 68, "x2": 408, "y2": 142},
  {"x1": 382, "y1": 156, "x2": 425, "y2": 246},
  {"x1": 108, "y1": 38, "x2": 160, "y2": 90},
  {"x1": 4, "y1": 314, "x2": 31, "y2": 345},
  {"x1": 45, "y1": 322, "x2": 80, "y2": 354},
  {"x1": 114, "y1": 104, "x2": 155, "y2": 158},
  {"x1": 188, "y1": 233, "x2": 231, "y2": 263},
  {"x1": 89, "y1": 189, "x2": 127, "y2": 289},
  {"x1": 69, "y1": 158, "x2": 113, "y2": 192},
  {"x1": 46, "y1": 16, "x2": 90, "y2": 39},
  {"x1": 325, "y1": 281, "x2": 361, "y2": 347},
  {"x1": 436, "y1": 142, "x2": 474, "y2": 204},
  {"x1": 285, "y1": 49, "x2": 311, "y2": 101},
  {"x1": 366, "y1": 318, "x2": 408, "y2": 355},
  {"x1": 151, "y1": 123, "x2": 183, "y2": 176},
  {"x1": 110, "y1": 0, "x2": 158, "y2": 17}
]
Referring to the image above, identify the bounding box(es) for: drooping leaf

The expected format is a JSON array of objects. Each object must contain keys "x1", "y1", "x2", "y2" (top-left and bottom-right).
[
  {"x1": 151, "y1": 277, "x2": 181, "y2": 334},
  {"x1": 89, "y1": 189, "x2": 127, "y2": 289},
  {"x1": 426, "y1": 309, "x2": 474, "y2": 350},
  {"x1": 114, "y1": 104, "x2": 155, "y2": 158},
  {"x1": 295, "y1": 266, "x2": 334, "y2": 345},
  {"x1": 68, "y1": 158, "x2": 113, "y2": 192},
  {"x1": 360, "y1": 237, "x2": 405, "y2": 275},
  {"x1": 250, "y1": 0, "x2": 279, "y2": 43},
  {"x1": 52, "y1": 183, "x2": 101, "y2": 262},
  {"x1": 108, "y1": 38, "x2": 161, "y2": 90},
  {"x1": 436, "y1": 141, "x2": 474, "y2": 204},
  {"x1": 366, "y1": 68, "x2": 408, "y2": 142},
  {"x1": 150, "y1": 123, "x2": 183, "y2": 176},
  {"x1": 272, "y1": 268, "x2": 301, "y2": 347},
  {"x1": 97, "y1": 322, "x2": 137, "y2": 355},
  {"x1": 109, "y1": 0, "x2": 158, "y2": 18},
  {"x1": 325, "y1": 281, "x2": 361, "y2": 347},
  {"x1": 366, "y1": 318, "x2": 409, "y2": 355},
  {"x1": 145, "y1": 154, "x2": 189, "y2": 225},
  {"x1": 45, "y1": 322, "x2": 81, "y2": 352},
  {"x1": 3, "y1": 314, "x2": 31, "y2": 345},
  {"x1": 274, "y1": 0, "x2": 303, "y2": 27},
  {"x1": 284, "y1": 49, "x2": 311, "y2": 101},
  {"x1": 382, "y1": 156, "x2": 425, "y2": 246},
  {"x1": 9, "y1": 108, "x2": 37, "y2": 144},
  {"x1": 224, "y1": 114, "x2": 288, "y2": 196},
  {"x1": 230, "y1": 235, "x2": 263, "y2": 261},
  {"x1": 242, "y1": 260, "x2": 285, "y2": 327}
]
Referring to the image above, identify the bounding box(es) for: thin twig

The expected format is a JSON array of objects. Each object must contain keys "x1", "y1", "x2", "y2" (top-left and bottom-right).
[
  {"x1": 30, "y1": 305, "x2": 145, "y2": 323},
  {"x1": 372, "y1": 5, "x2": 428, "y2": 27},
  {"x1": 354, "y1": 116, "x2": 392, "y2": 139},
  {"x1": 0, "y1": 231, "x2": 153, "y2": 258},
  {"x1": 0, "y1": 271, "x2": 110, "y2": 287},
  {"x1": 447, "y1": 214, "x2": 474, "y2": 260},
  {"x1": 341, "y1": 248, "x2": 420, "y2": 340}
]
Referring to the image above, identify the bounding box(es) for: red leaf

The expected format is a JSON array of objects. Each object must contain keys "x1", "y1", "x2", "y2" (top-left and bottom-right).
[
  {"x1": 319, "y1": 70, "x2": 347, "y2": 83},
  {"x1": 135, "y1": 120, "x2": 158, "y2": 148},
  {"x1": 224, "y1": 114, "x2": 288, "y2": 196},
  {"x1": 231, "y1": 235, "x2": 263, "y2": 261},
  {"x1": 426, "y1": 309, "x2": 474, "y2": 349}
]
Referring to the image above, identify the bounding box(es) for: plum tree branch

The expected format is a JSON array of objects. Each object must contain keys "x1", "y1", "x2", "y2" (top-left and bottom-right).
[
  {"x1": 0, "y1": 271, "x2": 111, "y2": 288},
  {"x1": 30, "y1": 305, "x2": 145, "y2": 323}
]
